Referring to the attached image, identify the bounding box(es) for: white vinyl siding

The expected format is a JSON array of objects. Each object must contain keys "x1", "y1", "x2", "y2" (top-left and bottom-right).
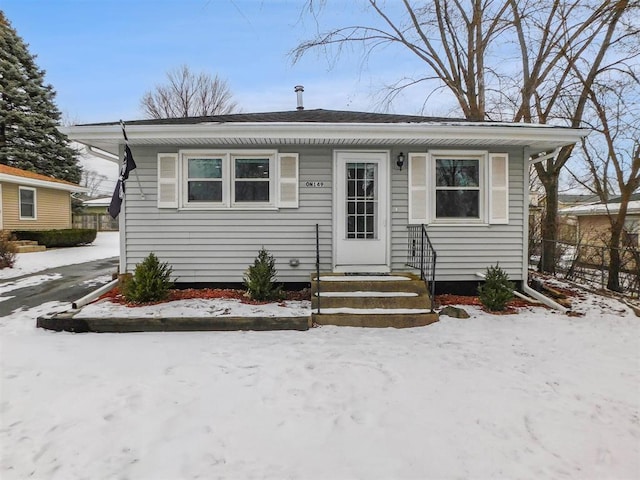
[
  {"x1": 157, "y1": 153, "x2": 178, "y2": 208},
  {"x1": 395, "y1": 147, "x2": 524, "y2": 282},
  {"x1": 489, "y1": 153, "x2": 509, "y2": 224},
  {"x1": 128, "y1": 146, "x2": 328, "y2": 283},
  {"x1": 129, "y1": 145, "x2": 525, "y2": 284}
]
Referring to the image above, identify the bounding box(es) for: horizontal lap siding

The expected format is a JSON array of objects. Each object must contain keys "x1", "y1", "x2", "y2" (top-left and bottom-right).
[
  {"x1": 124, "y1": 145, "x2": 527, "y2": 284},
  {"x1": 124, "y1": 146, "x2": 333, "y2": 283},
  {"x1": 390, "y1": 147, "x2": 525, "y2": 282},
  {"x1": 1, "y1": 182, "x2": 71, "y2": 230}
]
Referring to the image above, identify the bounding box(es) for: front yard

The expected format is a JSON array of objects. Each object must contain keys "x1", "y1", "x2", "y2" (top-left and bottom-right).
[{"x1": 1, "y1": 286, "x2": 638, "y2": 479}]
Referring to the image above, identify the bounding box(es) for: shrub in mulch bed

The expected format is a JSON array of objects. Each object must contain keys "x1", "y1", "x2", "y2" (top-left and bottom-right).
[
  {"x1": 435, "y1": 294, "x2": 536, "y2": 315},
  {"x1": 99, "y1": 287, "x2": 310, "y2": 308}
]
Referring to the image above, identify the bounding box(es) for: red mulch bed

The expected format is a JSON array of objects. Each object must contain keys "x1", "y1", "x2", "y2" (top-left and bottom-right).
[
  {"x1": 100, "y1": 287, "x2": 310, "y2": 308},
  {"x1": 435, "y1": 294, "x2": 538, "y2": 315}
]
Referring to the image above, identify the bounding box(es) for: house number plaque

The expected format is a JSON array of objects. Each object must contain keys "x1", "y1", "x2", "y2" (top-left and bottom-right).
[{"x1": 305, "y1": 181, "x2": 324, "y2": 187}]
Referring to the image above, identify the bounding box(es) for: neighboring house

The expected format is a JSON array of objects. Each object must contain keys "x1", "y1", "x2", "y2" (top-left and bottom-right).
[
  {"x1": 81, "y1": 196, "x2": 111, "y2": 214},
  {"x1": 63, "y1": 108, "x2": 586, "y2": 294},
  {"x1": 559, "y1": 193, "x2": 640, "y2": 247},
  {"x1": 0, "y1": 164, "x2": 86, "y2": 231},
  {"x1": 530, "y1": 193, "x2": 600, "y2": 243}
]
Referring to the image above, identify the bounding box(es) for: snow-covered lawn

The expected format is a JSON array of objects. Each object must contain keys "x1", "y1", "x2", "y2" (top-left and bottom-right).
[
  {"x1": 1, "y1": 290, "x2": 639, "y2": 479},
  {"x1": 0, "y1": 231, "x2": 119, "y2": 280}
]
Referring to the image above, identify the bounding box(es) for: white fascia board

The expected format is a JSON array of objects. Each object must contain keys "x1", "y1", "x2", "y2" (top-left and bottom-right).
[
  {"x1": 62, "y1": 122, "x2": 588, "y2": 154},
  {"x1": 0, "y1": 174, "x2": 87, "y2": 193}
]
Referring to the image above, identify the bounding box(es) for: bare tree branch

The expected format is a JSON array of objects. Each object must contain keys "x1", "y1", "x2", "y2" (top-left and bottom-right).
[{"x1": 140, "y1": 65, "x2": 239, "y2": 119}]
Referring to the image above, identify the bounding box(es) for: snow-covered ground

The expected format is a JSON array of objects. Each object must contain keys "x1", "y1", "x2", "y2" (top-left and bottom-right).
[
  {"x1": 1, "y1": 286, "x2": 639, "y2": 479},
  {"x1": 0, "y1": 231, "x2": 119, "y2": 280}
]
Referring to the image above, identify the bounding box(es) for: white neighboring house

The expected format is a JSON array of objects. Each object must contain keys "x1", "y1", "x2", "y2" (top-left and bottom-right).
[{"x1": 62, "y1": 108, "x2": 587, "y2": 295}]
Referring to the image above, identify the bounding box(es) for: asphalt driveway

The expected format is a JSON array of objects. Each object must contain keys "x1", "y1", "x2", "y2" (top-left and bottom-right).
[{"x1": 0, "y1": 257, "x2": 119, "y2": 316}]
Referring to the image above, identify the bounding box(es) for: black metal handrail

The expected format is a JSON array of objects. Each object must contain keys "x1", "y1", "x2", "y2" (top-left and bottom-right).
[
  {"x1": 315, "y1": 223, "x2": 321, "y2": 314},
  {"x1": 407, "y1": 224, "x2": 437, "y2": 312}
]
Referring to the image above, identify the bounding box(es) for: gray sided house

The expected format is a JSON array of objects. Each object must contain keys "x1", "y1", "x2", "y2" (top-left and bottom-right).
[{"x1": 64, "y1": 109, "x2": 586, "y2": 294}]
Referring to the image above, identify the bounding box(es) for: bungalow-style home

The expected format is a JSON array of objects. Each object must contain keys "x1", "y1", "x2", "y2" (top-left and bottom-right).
[
  {"x1": 63, "y1": 107, "x2": 587, "y2": 303},
  {"x1": 0, "y1": 164, "x2": 86, "y2": 231},
  {"x1": 559, "y1": 193, "x2": 640, "y2": 247}
]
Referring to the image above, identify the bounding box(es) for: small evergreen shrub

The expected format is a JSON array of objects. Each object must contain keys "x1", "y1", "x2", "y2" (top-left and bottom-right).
[
  {"x1": 122, "y1": 253, "x2": 174, "y2": 303},
  {"x1": 244, "y1": 247, "x2": 282, "y2": 301},
  {"x1": 0, "y1": 231, "x2": 17, "y2": 269},
  {"x1": 478, "y1": 263, "x2": 514, "y2": 311},
  {"x1": 13, "y1": 229, "x2": 97, "y2": 247}
]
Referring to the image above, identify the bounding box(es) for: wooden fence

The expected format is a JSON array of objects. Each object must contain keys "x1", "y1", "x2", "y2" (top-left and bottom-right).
[{"x1": 73, "y1": 214, "x2": 119, "y2": 231}]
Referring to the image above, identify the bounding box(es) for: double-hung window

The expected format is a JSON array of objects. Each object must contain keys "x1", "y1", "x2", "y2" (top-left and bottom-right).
[
  {"x1": 185, "y1": 157, "x2": 223, "y2": 205},
  {"x1": 434, "y1": 153, "x2": 484, "y2": 221},
  {"x1": 180, "y1": 151, "x2": 276, "y2": 208},
  {"x1": 409, "y1": 150, "x2": 508, "y2": 225},
  {"x1": 19, "y1": 186, "x2": 36, "y2": 220},
  {"x1": 232, "y1": 156, "x2": 272, "y2": 204}
]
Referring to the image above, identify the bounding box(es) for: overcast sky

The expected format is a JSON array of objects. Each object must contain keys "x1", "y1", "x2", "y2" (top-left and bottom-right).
[{"x1": 2, "y1": 0, "x2": 450, "y2": 124}]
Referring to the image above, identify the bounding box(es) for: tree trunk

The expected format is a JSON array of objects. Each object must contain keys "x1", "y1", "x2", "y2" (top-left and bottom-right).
[
  {"x1": 607, "y1": 228, "x2": 622, "y2": 292},
  {"x1": 537, "y1": 168, "x2": 559, "y2": 274}
]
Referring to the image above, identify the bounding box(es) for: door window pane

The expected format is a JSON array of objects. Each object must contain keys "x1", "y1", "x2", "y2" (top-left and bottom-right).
[{"x1": 346, "y1": 162, "x2": 377, "y2": 239}]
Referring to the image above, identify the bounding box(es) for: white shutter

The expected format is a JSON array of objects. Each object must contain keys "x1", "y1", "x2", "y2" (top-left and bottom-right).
[
  {"x1": 277, "y1": 153, "x2": 299, "y2": 208},
  {"x1": 157, "y1": 153, "x2": 178, "y2": 208},
  {"x1": 408, "y1": 153, "x2": 429, "y2": 224},
  {"x1": 489, "y1": 153, "x2": 509, "y2": 224}
]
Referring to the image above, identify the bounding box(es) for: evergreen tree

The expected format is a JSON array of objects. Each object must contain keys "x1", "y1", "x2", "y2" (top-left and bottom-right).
[{"x1": 0, "y1": 11, "x2": 80, "y2": 183}]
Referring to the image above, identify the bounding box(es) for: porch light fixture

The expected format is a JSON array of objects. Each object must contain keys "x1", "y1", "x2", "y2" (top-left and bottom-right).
[{"x1": 396, "y1": 152, "x2": 405, "y2": 170}]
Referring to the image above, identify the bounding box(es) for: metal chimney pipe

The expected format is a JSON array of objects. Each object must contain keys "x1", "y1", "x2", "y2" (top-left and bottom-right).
[{"x1": 295, "y1": 85, "x2": 304, "y2": 110}]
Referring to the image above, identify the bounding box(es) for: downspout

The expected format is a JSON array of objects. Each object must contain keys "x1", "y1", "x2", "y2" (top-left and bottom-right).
[
  {"x1": 72, "y1": 279, "x2": 118, "y2": 310},
  {"x1": 521, "y1": 146, "x2": 567, "y2": 312}
]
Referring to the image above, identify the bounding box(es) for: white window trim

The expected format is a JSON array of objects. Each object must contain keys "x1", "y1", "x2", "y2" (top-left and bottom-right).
[
  {"x1": 230, "y1": 152, "x2": 276, "y2": 208},
  {"x1": 178, "y1": 149, "x2": 279, "y2": 210},
  {"x1": 19, "y1": 186, "x2": 37, "y2": 220},
  {"x1": 429, "y1": 150, "x2": 488, "y2": 226},
  {"x1": 181, "y1": 151, "x2": 228, "y2": 209}
]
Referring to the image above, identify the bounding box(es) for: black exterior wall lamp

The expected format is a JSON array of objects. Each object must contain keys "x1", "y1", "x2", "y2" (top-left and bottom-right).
[{"x1": 396, "y1": 152, "x2": 405, "y2": 170}]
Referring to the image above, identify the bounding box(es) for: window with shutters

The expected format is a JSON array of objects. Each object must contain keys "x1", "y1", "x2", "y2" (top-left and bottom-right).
[
  {"x1": 173, "y1": 150, "x2": 288, "y2": 210},
  {"x1": 408, "y1": 150, "x2": 508, "y2": 225}
]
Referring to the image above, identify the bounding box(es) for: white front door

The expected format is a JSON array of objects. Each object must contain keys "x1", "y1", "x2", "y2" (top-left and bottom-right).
[{"x1": 334, "y1": 151, "x2": 389, "y2": 272}]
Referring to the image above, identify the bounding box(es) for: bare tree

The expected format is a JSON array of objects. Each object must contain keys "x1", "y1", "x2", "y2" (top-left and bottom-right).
[
  {"x1": 140, "y1": 65, "x2": 239, "y2": 119},
  {"x1": 81, "y1": 169, "x2": 109, "y2": 197},
  {"x1": 569, "y1": 77, "x2": 640, "y2": 291},
  {"x1": 292, "y1": 0, "x2": 638, "y2": 273}
]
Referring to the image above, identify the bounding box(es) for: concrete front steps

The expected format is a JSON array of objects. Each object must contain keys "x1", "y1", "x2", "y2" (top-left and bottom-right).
[
  {"x1": 311, "y1": 272, "x2": 438, "y2": 328},
  {"x1": 10, "y1": 240, "x2": 46, "y2": 253}
]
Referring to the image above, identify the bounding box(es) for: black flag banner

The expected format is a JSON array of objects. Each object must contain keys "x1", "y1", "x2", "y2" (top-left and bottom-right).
[{"x1": 108, "y1": 143, "x2": 137, "y2": 219}]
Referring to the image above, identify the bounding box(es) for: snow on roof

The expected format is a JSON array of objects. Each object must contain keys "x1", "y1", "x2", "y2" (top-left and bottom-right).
[
  {"x1": 0, "y1": 164, "x2": 85, "y2": 192},
  {"x1": 560, "y1": 199, "x2": 640, "y2": 216}
]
